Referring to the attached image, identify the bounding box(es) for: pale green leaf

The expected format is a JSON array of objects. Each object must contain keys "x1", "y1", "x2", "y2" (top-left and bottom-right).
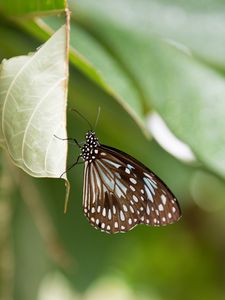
[
  {"x1": 0, "y1": 25, "x2": 68, "y2": 178},
  {"x1": 74, "y1": 0, "x2": 225, "y2": 69}
]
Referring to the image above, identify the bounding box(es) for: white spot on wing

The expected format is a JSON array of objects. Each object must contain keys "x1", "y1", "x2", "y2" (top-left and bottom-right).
[
  {"x1": 120, "y1": 210, "x2": 125, "y2": 221},
  {"x1": 130, "y1": 185, "x2": 135, "y2": 191},
  {"x1": 129, "y1": 206, "x2": 134, "y2": 213},
  {"x1": 123, "y1": 204, "x2": 128, "y2": 212},
  {"x1": 161, "y1": 194, "x2": 167, "y2": 205},
  {"x1": 125, "y1": 168, "x2": 130, "y2": 174},
  {"x1": 102, "y1": 208, "x2": 106, "y2": 216},
  {"x1": 133, "y1": 195, "x2": 138, "y2": 203},
  {"x1": 130, "y1": 178, "x2": 137, "y2": 184},
  {"x1": 158, "y1": 204, "x2": 164, "y2": 211}
]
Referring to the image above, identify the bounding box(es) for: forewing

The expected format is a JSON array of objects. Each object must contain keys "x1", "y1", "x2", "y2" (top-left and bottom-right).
[{"x1": 82, "y1": 145, "x2": 181, "y2": 234}]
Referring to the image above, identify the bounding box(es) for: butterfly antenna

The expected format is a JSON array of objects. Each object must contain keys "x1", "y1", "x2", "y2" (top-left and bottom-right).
[
  {"x1": 94, "y1": 106, "x2": 101, "y2": 130},
  {"x1": 70, "y1": 108, "x2": 93, "y2": 131}
]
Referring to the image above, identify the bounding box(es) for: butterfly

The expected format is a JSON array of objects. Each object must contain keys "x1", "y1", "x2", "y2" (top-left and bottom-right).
[{"x1": 74, "y1": 130, "x2": 181, "y2": 234}]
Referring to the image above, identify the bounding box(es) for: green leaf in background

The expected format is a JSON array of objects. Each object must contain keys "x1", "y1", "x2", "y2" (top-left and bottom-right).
[
  {"x1": 73, "y1": 0, "x2": 225, "y2": 69},
  {"x1": 69, "y1": 23, "x2": 145, "y2": 132},
  {"x1": 72, "y1": 0, "x2": 225, "y2": 180},
  {"x1": 0, "y1": 25, "x2": 68, "y2": 178},
  {"x1": 0, "y1": 0, "x2": 65, "y2": 16}
]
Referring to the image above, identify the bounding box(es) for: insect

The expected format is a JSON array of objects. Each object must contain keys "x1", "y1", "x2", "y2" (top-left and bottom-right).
[{"x1": 60, "y1": 111, "x2": 181, "y2": 234}]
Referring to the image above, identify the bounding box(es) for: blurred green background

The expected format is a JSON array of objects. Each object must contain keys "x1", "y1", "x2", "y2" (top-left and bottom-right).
[{"x1": 1, "y1": 0, "x2": 225, "y2": 299}]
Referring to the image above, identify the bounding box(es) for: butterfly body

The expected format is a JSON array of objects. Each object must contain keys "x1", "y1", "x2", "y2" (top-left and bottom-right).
[
  {"x1": 81, "y1": 131, "x2": 100, "y2": 162},
  {"x1": 80, "y1": 131, "x2": 181, "y2": 234}
]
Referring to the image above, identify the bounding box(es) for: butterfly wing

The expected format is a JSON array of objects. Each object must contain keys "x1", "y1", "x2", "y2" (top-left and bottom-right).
[{"x1": 82, "y1": 145, "x2": 181, "y2": 234}]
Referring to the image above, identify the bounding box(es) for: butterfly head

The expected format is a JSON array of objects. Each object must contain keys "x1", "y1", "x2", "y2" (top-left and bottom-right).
[
  {"x1": 81, "y1": 131, "x2": 100, "y2": 162},
  {"x1": 85, "y1": 131, "x2": 98, "y2": 143}
]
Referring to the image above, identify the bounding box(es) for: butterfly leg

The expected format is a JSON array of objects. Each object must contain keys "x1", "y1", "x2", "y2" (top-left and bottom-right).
[
  {"x1": 54, "y1": 134, "x2": 81, "y2": 148},
  {"x1": 60, "y1": 155, "x2": 83, "y2": 178}
]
